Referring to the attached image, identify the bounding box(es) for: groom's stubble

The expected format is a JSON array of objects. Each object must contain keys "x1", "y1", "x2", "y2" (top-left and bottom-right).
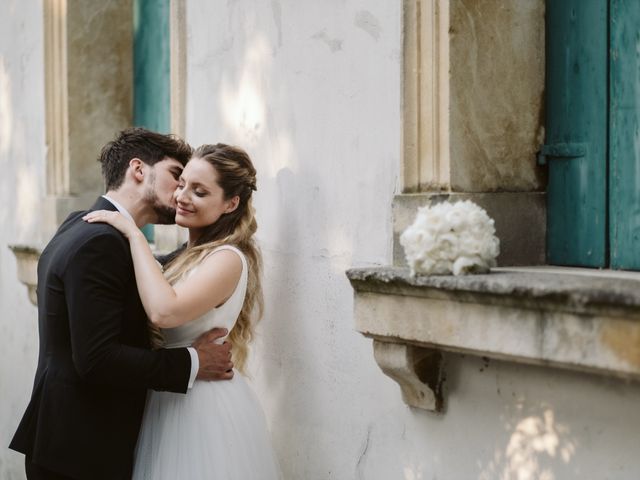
[{"x1": 144, "y1": 168, "x2": 177, "y2": 225}]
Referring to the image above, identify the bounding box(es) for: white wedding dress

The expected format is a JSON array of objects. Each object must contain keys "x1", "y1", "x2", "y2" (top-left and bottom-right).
[{"x1": 132, "y1": 245, "x2": 281, "y2": 480}]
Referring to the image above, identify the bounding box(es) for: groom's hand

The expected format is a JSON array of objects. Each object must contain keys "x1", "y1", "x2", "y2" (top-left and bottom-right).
[{"x1": 193, "y1": 328, "x2": 234, "y2": 381}]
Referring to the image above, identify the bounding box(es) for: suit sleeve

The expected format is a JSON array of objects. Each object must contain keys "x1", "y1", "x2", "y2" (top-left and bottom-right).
[
  {"x1": 154, "y1": 243, "x2": 186, "y2": 267},
  {"x1": 64, "y1": 232, "x2": 191, "y2": 393}
]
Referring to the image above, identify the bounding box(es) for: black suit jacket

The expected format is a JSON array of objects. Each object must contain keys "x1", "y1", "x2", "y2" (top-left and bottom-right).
[{"x1": 10, "y1": 197, "x2": 191, "y2": 479}]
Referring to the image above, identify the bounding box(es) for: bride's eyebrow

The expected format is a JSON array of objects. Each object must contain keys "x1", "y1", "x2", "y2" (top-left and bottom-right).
[{"x1": 190, "y1": 181, "x2": 210, "y2": 191}]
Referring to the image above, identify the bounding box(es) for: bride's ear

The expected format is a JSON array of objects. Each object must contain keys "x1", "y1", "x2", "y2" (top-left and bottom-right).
[{"x1": 224, "y1": 196, "x2": 240, "y2": 214}]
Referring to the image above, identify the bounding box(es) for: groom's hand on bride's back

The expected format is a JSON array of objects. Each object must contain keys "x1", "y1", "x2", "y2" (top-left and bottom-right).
[{"x1": 192, "y1": 328, "x2": 234, "y2": 380}]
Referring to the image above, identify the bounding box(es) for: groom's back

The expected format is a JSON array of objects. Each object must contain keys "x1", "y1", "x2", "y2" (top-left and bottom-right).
[
  {"x1": 30, "y1": 210, "x2": 119, "y2": 386},
  {"x1": 31, "y1": 210, "x2": 88, "y2": 384},
  {"x1": 10, "y1": 206, "x2": 151, "y2": 480}
]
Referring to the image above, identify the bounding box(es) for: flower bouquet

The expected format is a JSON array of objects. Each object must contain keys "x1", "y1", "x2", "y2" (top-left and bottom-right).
[{"x1": 400, "y1": 200, "x2": 500, "y2": 276}]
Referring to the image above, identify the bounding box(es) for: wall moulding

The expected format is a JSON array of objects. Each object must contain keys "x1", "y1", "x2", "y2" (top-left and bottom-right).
[
  {"x1": 43, "y1": 0, "x2": 133, "y2": 236},
  {"x1": 402, "y1": 0, "x2": 546, "y2": 193},
  {"x1": 170, "y1": 0, "x2": 187, "y2": 138},
  {"x1": 44, "y1": 0, "x2": 70, "y2": 198},
  {"x1": 347, "y1": 266, "x2": 640, "y2": 411},
  {"x1": 402, "y1": 0, "x2": 450, "y2": 192},
  {"x1": 9, "y1": 245, "x2": 41, "y2": 306}
]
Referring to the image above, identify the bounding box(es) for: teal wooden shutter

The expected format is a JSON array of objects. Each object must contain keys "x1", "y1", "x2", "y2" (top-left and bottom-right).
[
  {"x1": 545, "y1": 0, "x2": 608, "y2": 267},
  {"x1": 609, "y1": 0, "x2": 640, "y2": 269},
  {"x1": 134, "y1": 0, "x2": 170, "y2": 133},
  {"x1": 133, "y1": 0, "x2": 171, "y2": 242}
]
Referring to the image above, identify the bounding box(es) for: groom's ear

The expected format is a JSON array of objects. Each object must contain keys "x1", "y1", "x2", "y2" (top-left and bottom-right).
[{"x1": 129, "y1": 158, "x2": 145, "y2": 184}]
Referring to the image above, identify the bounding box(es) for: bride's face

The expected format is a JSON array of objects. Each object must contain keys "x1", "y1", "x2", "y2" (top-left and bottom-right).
[{"x1": 173, "y1": 157, "x2": 238, "y2": 230}]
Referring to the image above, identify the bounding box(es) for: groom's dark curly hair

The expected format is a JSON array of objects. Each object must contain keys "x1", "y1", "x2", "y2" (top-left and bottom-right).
[{"x1": 98, "y1": 127, "x2": 192, "y2": 190}]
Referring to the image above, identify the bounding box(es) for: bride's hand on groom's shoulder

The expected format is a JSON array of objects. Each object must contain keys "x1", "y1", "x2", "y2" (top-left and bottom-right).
[
  {"x1": 83, "y1": 210, "x2": 140, "y2": 239},
  {"x1": 193, "y1": 328, "x2": 234, "y2": 381}
]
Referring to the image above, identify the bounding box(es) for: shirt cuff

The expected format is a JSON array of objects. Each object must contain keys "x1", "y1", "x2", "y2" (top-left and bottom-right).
[{"x1": 187, "y1": 347, "x2": 199, "y2": 388}]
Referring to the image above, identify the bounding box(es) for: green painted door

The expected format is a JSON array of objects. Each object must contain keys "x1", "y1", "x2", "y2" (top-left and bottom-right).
[
  {"x1": 609, "y1": 0, "x2": 640, "y2": 269},
  {"x1": 133, "y1": 0, "x2": 171, "y2": 242},
  {"x1": 545, "y1": 0, "x2": 608, "y2": 267}
]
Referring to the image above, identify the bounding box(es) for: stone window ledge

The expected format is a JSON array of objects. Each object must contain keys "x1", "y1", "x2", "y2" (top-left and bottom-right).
[{"x1": 346, "y1": 266, "x2": 640, "y2": 412}]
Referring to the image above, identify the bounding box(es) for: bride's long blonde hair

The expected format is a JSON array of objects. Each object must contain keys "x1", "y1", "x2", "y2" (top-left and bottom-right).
[{"x1": 154, "y1": 143, "x2": 263, "y2": 374}]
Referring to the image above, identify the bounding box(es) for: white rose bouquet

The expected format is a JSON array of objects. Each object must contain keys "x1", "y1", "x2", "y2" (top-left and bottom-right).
[{"x1": 400, "y1": 200, "x2": 500, "y2": 276}]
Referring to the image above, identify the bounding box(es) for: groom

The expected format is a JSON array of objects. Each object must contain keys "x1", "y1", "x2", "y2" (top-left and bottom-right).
[{"x1": 10, "y1": 128, "x2": 234, "y2": 479}]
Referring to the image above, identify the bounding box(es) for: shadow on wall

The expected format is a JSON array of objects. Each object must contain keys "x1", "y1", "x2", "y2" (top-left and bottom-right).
[
  {"x1": 477, "y1": 406, "x2": 576, "y2": 480},
  {"x1": 394, "y1": 355, "x2": 583, "y2": 480},
  {"x1": 209, "y1": 10, "x2": 398, "y2": 477},
  {"x1": 213, "y1": 30, "x2": 339, "y2": 475},
  {"x1": 256, "y1": 164, "x2": 339, "y2": 478},
  {"x1": 397, "y1": 406, "x2": 576, "y2": 480}
]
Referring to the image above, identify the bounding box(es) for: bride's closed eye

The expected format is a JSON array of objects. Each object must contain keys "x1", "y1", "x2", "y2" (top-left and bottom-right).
[{"x1": 177, "y1": 178, "x2": 210, "y2": 197}]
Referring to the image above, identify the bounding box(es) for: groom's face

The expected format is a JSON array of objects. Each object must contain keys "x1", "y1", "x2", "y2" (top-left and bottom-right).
[{"x1": 144, "y1": 158, "x2": 184, "y2": 224}]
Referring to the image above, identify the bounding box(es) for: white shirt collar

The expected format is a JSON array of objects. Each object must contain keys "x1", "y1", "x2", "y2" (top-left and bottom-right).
[{"x1": 101, "y1": 195, "x2": 136, "y2": 224}]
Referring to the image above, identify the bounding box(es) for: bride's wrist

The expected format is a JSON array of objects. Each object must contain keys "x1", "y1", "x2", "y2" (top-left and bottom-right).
[{"x1": 129, "y1": 229, "x2": 147, "y2": 242}]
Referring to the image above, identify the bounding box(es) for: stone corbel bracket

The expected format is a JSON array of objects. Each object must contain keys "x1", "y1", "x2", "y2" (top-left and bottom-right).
[
  {"x1": 9, "y1": 244, "x2": 41, "y2": 306},
  {"x1": 347, "y1": 266, "x2": 640, "y2": 412},
  {"x1": 373, "y1": 341, "x2": 444, "y2": 411}
]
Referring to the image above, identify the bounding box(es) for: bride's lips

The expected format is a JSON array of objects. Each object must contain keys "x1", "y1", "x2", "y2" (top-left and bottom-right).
[{"x1": 176, "y1": 206, "x2": 194, "y2": 215}]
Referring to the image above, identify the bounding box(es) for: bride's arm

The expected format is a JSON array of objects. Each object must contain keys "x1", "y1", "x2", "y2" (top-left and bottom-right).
[{"x1": 84, "y1": 210, "x2": 242, "y2": 328}]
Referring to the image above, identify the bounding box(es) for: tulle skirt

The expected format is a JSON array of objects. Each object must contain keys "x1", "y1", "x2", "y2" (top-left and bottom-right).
[{"x1": 132, "y1": 374, "x2": 281, "y2": 480}]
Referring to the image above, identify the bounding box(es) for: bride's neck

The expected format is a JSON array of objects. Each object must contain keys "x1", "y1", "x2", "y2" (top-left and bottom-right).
[{"x1": 187, "y1": 228, "x2": 202, "y2": 248}]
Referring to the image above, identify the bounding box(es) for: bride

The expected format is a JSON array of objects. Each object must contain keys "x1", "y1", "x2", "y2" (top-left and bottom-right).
[{"x1": 84, "y1": 143, "x2": 281, "y2": 479}]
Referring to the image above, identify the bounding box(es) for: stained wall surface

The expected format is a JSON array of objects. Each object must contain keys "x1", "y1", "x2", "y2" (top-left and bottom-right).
[
  {"x1": 184, "y1": 1, "x2": 640, "y2": 479},
  {"x1": 0, "y1": 1, "x2": 46, "y2": 478},
  {"x1": 449, "y1": 0, "x2": 546, "y2": 192},
  {"x1": 2, "y1": 1, "x2": 640, "y2": 479}
]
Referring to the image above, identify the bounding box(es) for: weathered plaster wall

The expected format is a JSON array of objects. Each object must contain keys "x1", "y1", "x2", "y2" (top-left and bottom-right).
[
  {"x1": 449, "y1": 0, "x2": 546, "y2": 192},
  {"x1": 2, "y1": 1, "x2": 640, "y2": 479},
  {"x1": 184, "y1": 1, "x2": 640, "y2": 479},
  {"x1": 184, "y1": 0, "x2": 403, "y2": 477},
  {"x1": 0, "y1": 1, "x2": 46, "y2": 478}
]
